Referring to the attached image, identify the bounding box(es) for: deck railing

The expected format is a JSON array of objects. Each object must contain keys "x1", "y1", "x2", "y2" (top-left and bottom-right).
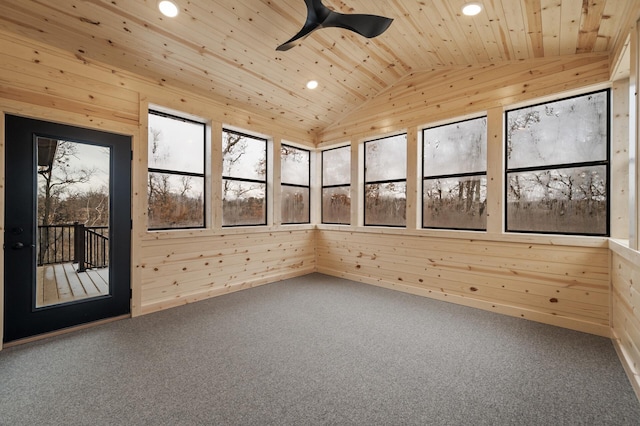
[
  {"x1": 37, "y1": 223, "x2": 109, "y2": 272},
  {"x1": 75, "y1": 224, "x2": 109, "y2": 272}
]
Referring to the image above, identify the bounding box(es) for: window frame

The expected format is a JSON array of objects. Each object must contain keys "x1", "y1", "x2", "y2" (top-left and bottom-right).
[
  {"x1": 147, "y1": 109, "x2": 207, "y2": 231},
  {"x1": 363, "y1": 133, "x2": 407, "y2": 228},
  {"x1": 421, "y1": 116, "x2": 488, "y2": 232},
  {"x1": 321, "y1": 145, "x2": 351, "y2": 225},
  {"x1": 504, "y1": 89, "x2": 611, "y2": 237},
  {"x1": 281, "y1": 143, "x2": 311, "y2": 225},
  {"x1": 221, "y1": 128, "x2": 268, "y2": 227}
]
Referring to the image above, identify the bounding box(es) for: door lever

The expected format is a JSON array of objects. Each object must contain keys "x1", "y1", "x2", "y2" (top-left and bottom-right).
[{"x1": 12, "y1": 242, "x2": 35, "y2": 250}]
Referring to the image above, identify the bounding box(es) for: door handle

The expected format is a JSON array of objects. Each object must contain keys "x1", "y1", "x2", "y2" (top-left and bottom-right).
[{"x1": 12, "y1": 242, "x2": 34, "y2": 250}]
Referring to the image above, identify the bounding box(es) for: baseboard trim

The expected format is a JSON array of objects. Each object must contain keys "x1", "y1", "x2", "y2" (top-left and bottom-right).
[
  {"x1": 317, "y1": 267, "x2": 611, "y2": 338},
  {"x1": 2, "y1": 314, "x2": 130, "y2": 349},
  {"x1": 611, "y1": 332, "x2": 640, "y2": 402},
  {"x1": 139, "y1": 268, "x2": 314, "y2": 315}
]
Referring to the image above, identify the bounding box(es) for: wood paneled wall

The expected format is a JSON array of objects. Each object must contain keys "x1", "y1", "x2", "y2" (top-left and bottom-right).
[
  {"x1": 0, "y1": 30, "x2": 316, "y2": 342},
  {"x1": 612, "y1": 79, "x2": 631, "y2": 240},
  {"x1": 0, "y1": 29, "x2": 638, "y2": 406},
  {"x1": 318, "y1": 53, "x2": 611, "y2": 145},
  {"x1": 611, "y1": 241, "x2": 640, "y2": 397},
  {"x1": 0, "y1": 32, "x2": 139, "y2": 133},
  {"x1": 317, "y1": 229, "x2": 611, "y2": 337},
  {"x1": 140, "y1": 229, "x2": 315, "y2": 314}
]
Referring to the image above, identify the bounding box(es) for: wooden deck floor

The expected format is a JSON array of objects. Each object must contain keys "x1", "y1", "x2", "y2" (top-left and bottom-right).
[{"x1": 36, "y1": 263, "x2": 109, "y2": 307}]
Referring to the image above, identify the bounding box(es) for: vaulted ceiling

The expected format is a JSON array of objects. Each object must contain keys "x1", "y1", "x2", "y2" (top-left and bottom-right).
[{"x1": 0, "y1": 0, "x2": 638, "y2": 137}]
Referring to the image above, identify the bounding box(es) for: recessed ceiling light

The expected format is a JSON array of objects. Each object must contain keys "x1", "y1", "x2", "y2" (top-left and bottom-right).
[
  {"x1": 462, "y1": 2, "x2": 483, "y2": 16},
  {"x1": 159, "y1": 0, "x2": 179, "y2": 18},
  {"x1": 306, "y1": 80, "x2": 318, "y2": 90}
]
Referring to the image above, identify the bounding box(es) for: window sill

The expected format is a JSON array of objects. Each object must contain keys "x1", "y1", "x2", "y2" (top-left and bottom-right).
[
  {"x1": 142, "y1": 223, "x2": 315, "y2": 241},
  {"x1": 315, "y1": 224, "x2": 609, "y2": 248}
]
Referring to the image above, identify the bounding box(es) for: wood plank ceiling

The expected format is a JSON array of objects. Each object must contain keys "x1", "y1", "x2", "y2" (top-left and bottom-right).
[{"x1": 0, "y1": 0, "x2": 637, "y2": 138}]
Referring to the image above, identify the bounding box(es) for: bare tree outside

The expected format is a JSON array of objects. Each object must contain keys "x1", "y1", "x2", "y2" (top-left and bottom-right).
[
  {"x1": 422, "y1": 117, "x2": 487, "y2": 230},
  {"x1": 364, "y1": 134, "x2": 407, "y2": 226},
  {"x1": 322, "y1": 145, "x2": 351, "y2": 224},
  {"x1": 222, "y1": 130, "x2": 267, "y2": 226},
  {"x1": 147, "y1": 111, "x2": 205, "y2": 229},
  {"x1": 281, "y1": 144, "x2": 310, "y2": 224},
  {"x1": 506, "y1": 91, "x2": 608, "y2": 235},
  {"x1": 38, "y1": 140, "x2": 99, "y2": 226},
  {"x1": 36, "y1": 138, "x2": 110, "y2": 265}
]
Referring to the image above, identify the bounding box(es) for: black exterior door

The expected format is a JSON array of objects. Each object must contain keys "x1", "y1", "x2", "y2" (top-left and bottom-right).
[{"x1": 4, "y1": 115, "x2": 131, "y2": 342}]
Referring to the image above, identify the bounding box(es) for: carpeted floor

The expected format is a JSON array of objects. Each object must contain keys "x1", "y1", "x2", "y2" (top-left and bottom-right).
[{"x1": 1, "y1": 273, "x2": 639, "y2": 425}]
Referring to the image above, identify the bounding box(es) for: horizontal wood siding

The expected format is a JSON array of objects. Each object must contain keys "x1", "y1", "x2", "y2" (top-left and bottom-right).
[
  {"x1": 319, "y1": 53, "x2": 611, "y2": 144},
  {"x1": 0, "y1": 31, "x2": 315, "y2": 333},
  {"x1": 316, "y1": 229, "x2": 610, "y2": 336},
  {"x1": 139, "y1": 230, "x2": 315, "y2": 314},
  {"x1": 611, "y1": 242, "x2": 640, "y2": 397},
  {"x1": 0, "y1": 32, "x2": 139, "y2": 132}
]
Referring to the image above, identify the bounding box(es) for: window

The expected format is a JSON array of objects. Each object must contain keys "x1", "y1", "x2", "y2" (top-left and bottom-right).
[
  {"x1": 505, "y1": 90, "x2": 609, "y2": 235},
  {"x1": 322, "y1": 145, "x2": 351, "y2": 224},
  {"x1": 281, "y1": 144, "x2": 310, "y2": 224},
  {"x1": 364, "y1": 134, "x2": 407, "y2": 227},
  {"x1": 148, "y1": 110, "x2": 206, "y2": 230},
  {"x1": 222, "y1": 129, "x2": 267, "y2": 226},
  {"x1": 422, "y1": 117, "x2": 487, "y2": 230}
]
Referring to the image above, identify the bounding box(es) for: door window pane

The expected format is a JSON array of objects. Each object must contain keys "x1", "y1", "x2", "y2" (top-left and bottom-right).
[{"x1": 36, "y1": 138, "x2": 111, "y2": 307}]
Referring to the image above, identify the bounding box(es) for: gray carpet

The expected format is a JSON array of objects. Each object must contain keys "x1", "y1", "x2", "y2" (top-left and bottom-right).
[{"x1": 1, "y1": 273, "x2": 639, "y2": 425}]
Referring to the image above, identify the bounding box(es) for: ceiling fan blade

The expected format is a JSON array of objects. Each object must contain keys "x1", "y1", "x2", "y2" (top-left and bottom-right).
[
  {"x1": 276, "y1": 0, "x2": 392, "y2": 50},
  {"x1": 276, "y1": 22, "x2": 319, "y2": 51},
  {"x1": 323, "y1": 12, "x2": 393, "y2": 39},
  {"x1": 277, "y1": 0, "x2": 328, "y2": 51}
]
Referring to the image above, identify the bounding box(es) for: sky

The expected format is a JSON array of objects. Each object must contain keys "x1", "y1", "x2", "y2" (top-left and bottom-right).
[
  {"x1": 148, "y1": 113, "x2": 205, "y2": 174},
  {"x1": 322, "y1": 145, "x2": 350, "y2": 186},
  {"x1": 38, "y1": 138, "x2": 110, "y2": 199},
  {"x1": 508, "y1": 92, "x2": 607, "y2": 169},
  {"x1": 366, "y1": 134, "x2": 407, "y2": 182},
  {"x1": 423, "y1": 117, "x2": 487, "y2": 176}
]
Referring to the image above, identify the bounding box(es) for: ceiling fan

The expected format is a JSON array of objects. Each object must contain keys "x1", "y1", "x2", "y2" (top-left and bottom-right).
[{"x1": 276, "y1": 0, "x2": 393, "y2": 51}]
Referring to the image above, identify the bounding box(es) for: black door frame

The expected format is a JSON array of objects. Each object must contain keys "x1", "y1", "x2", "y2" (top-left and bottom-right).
[{"x1": 3, "y1": 114, "x2": 131, "y2": 343}]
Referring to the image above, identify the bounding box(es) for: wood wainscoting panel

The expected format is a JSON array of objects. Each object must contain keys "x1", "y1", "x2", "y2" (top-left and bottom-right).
[
  {"x1": 611, "y1": 241, "x2": 640, "y2": 399},
  {"x1": 139, "y1": 229, "x2": 315, "y2": 314},
  {"x1": 317, "y1": 229, "x2": 610, "y2": 336}
]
